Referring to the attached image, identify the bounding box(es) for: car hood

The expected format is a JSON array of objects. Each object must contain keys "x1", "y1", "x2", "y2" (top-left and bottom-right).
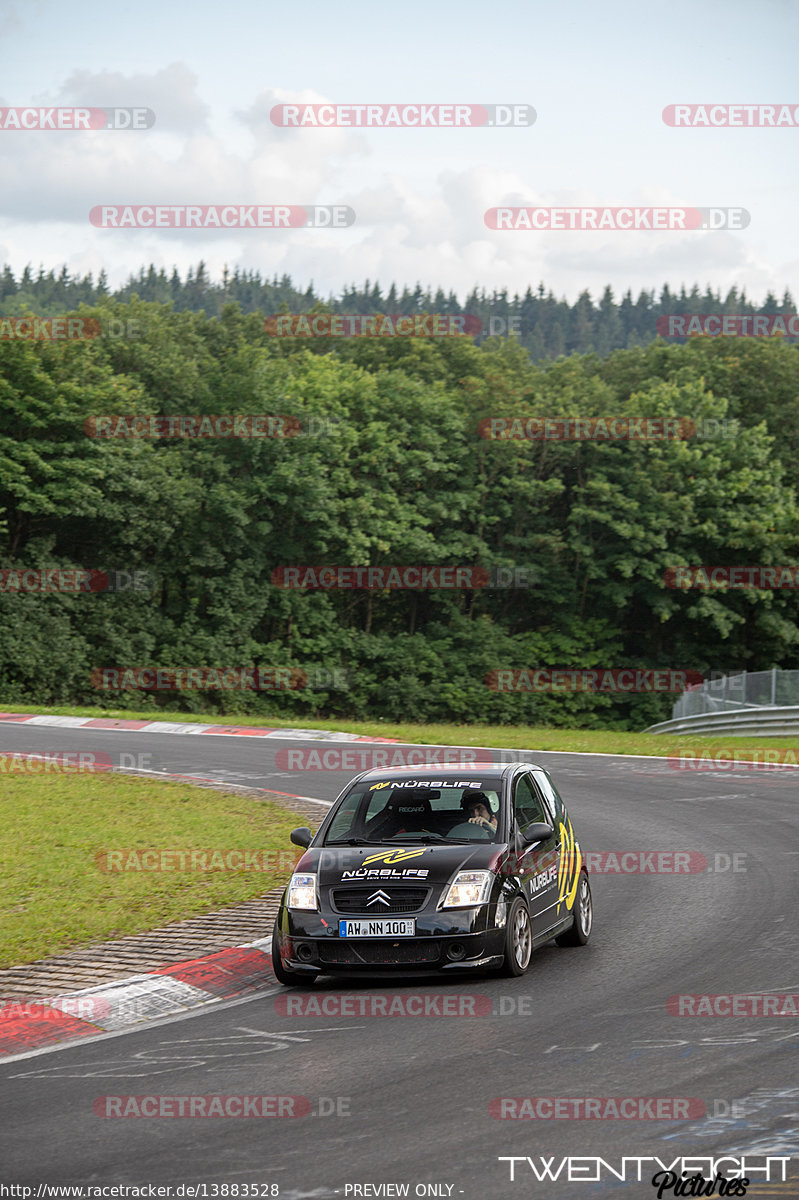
[{"x1": 299, "y1": 843, "x2": 505, "y2": 887}]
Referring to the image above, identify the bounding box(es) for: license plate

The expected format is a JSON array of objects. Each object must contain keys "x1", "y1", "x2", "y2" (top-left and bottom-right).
[{"x1": 338, "y1": 918, "x2": 415, "y2": 938}]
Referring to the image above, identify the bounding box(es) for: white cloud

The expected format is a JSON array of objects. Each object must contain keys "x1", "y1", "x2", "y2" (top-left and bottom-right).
[
  {"x1": 48, "y1": 63, "x2": 210, "y2": 133},
  {"x1": 0, "y1": 73, "x2": 793, "y2": 304}
]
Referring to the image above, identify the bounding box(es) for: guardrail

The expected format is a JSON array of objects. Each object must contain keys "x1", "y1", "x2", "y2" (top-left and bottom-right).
[
  {"x1": 646, "y1": 706, "x2": 799, "y2": 737},
  {"x1": 671, "y1": 668, "x2": 799, "y2": 720}
]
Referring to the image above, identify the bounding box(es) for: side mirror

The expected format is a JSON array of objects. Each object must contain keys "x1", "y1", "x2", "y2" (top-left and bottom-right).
[
  {"x1": 521, "y1": 822, "x2": 555, "y2": 845},
  {"x1": 290, "y1": 826, "x2": 313, "y2": 848}
]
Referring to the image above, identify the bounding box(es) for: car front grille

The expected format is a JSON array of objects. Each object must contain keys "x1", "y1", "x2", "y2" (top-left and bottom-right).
[
  {"x1": 331, "y1": 887, "x2": 430, "y2": 914},
  {"x1": 319, "y1": 940, "x2": 442, "y2": 966}
]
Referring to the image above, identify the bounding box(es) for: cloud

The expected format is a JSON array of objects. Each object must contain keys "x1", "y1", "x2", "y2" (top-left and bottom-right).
[
  {"x1": 47, "y1": 63, "x2": 210, "y2": 133},
  {"x1": 0, "y1": 80, "x2": 790, "y2": 304}
]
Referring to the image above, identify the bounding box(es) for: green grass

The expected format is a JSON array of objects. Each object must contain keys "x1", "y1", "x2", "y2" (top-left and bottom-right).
[
  {"x1": 0, "y1": 769, "x2": 304, "y2": 969},
  {"x1": 3, "y1": 702, "x2": 799, "y2": 758}
]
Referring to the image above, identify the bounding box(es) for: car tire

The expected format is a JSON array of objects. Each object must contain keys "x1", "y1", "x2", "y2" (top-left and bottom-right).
[
  {"x1": 499, "y1": 896, "x2": 533, "y2": 976},
  {"x1": 271, "y1": 918, "x2": 318, "y2": 986},
  {"x1": 555, "y1": 873, "x2": 592, "y2": 946}
]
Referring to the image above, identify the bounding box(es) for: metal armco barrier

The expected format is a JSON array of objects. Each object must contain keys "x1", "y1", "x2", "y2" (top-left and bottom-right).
[{"x1": 646, "y1": 706, "x2": 799, "y2": 736}]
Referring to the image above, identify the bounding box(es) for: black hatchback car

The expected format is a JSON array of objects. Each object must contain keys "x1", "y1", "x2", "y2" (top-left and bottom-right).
[{"x1": 271, "y1": 762, "x2": 592, "y2": 983}]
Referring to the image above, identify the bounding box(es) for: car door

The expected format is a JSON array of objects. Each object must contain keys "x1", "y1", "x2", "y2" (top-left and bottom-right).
[
  {"x1": 511, "y1": 772, "x2": 562, "y2": 938},
  {"x1": 534, "y1": 768, "x2": 584, "y2": 923}
]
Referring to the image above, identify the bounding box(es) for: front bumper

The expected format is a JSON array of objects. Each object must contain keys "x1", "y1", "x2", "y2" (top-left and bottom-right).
[{"x1": 277, "y1": 907, "x2": 505, "y2": 973}]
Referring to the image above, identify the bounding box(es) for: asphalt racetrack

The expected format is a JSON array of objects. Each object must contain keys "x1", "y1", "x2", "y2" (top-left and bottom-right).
[{"x1": 1, "y1": 724, "x2": 797, "y2": 1198}]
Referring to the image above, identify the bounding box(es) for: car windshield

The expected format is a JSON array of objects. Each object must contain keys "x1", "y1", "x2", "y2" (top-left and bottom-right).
[{"x1": 324, "y1": 779, "x2": 502, "y2": 844}]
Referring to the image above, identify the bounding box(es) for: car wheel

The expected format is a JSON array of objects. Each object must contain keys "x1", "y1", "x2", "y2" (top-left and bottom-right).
[
  {"x1": 555, "y1": 873, "x2": 592, "y2": 946},
  {"x1": 271, "y1": 918, "x2": 318, "y2": 986},
  {"x1": 500, "y1": 896, "x2": 533, "y2": 976}
]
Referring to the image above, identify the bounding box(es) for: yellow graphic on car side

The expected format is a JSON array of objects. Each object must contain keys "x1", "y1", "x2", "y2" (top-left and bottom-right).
[{"x1": 557, "y1": 817, "x2": 583, "y2": 911}]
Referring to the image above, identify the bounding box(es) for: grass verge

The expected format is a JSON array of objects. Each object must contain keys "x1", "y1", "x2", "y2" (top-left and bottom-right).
[{"x1": 0, "y1": 770, "x2": 303, "y2": 969}]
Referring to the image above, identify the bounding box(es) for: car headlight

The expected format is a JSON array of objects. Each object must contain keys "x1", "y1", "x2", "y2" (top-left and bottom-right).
[
  {"x1": 442, "y1": 870, "x2": 494, "y2": 908},
  {"x1": 288, "y1": 873, "x2": 318, "y2": 910}
]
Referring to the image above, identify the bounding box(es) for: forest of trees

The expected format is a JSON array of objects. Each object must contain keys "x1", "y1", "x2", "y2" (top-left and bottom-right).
[
  {"x1": 0, "y1": 261, "x2": 796, "y2": 360},
  {"x1": 1, "y1": 290, "x2": 798, "y2": 728}
]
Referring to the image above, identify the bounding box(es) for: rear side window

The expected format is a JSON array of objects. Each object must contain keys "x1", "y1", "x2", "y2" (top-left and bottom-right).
[
  {"x1": 534, "y1": 772, "x2": 562, "y2": 823},
  {"x1": 326, "y1": 790, "x2": 362, "y2": 840},
  {"x1": 513, "y1": 774, "x2": 547, "y2": 834}
]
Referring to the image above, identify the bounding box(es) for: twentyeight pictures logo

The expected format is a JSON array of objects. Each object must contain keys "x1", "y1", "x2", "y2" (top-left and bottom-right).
[
  {"x1": 497, "y1": 1156, "x2": 789, "y2": 1183},
  {"x1": 485, "y1": 207, "x2": 750, "y2": 230},
  {"x1": 270, "y1": 103, "x2": 535, "y2": 127}
]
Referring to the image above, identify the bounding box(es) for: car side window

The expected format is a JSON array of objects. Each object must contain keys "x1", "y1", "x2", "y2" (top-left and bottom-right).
[
  {"x1": 533, "y1": 773, "x2": 559, "y2": 824},
  {"x1": 513, "y1": 773, "x2": 547, "y2": 834},
  {"x1": 326, "y1": 789, "x2": 364, "y2": 839}
]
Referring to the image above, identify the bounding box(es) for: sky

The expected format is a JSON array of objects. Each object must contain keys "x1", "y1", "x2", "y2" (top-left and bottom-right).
[{"x1": 0, "y1": 0, "x2": 797, "y2": 303}]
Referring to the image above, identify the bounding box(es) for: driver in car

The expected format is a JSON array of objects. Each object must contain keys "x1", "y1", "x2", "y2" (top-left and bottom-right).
[{"x1": 461, "y1": 789, "x2": 498, "y2": 833}]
